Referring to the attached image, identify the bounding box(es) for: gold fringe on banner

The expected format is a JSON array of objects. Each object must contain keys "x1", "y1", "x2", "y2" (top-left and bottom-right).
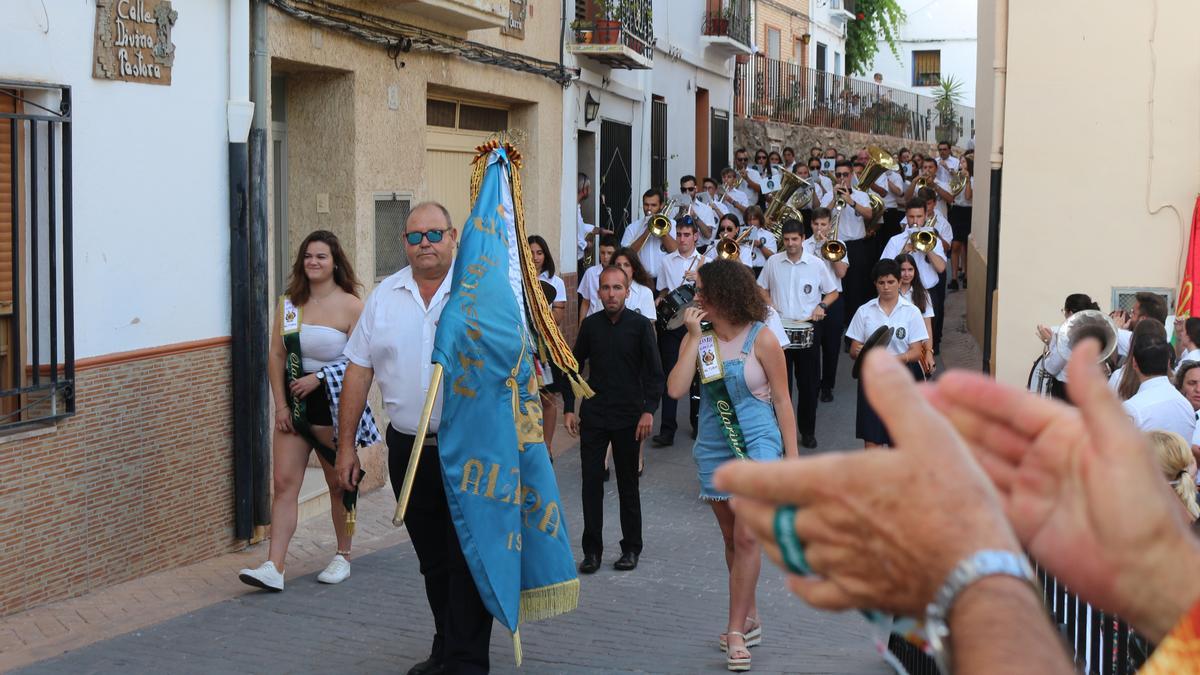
[
  {"x1": 472, "y1": 139, "x2": 594, "y2": 399},
  {"x1": 519, "y1": 578, "x2": 581, "y2": 623}
]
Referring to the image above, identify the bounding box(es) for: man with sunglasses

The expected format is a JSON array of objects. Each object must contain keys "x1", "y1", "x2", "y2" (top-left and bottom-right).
[
  {"x1": 680, "y1": 175, "x2": 716, "y2": 249},
  {"x1": 825, "y1": 160, "x2": 876, "y2": 337},
  {"x1": 734, "y1": 148, "x2": 763, "y2": 206},
  {"x1": 336, "y1": 203, "x2": 494, "y2": 675}
]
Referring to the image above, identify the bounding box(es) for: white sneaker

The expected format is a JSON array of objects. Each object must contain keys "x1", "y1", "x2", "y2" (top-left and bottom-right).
[
  {"x1": 317, "y1": 554, "x2": 351, "y2": 584},
  {"x1": 238, "y1": 561, "x2": 284, "y2": 592}
]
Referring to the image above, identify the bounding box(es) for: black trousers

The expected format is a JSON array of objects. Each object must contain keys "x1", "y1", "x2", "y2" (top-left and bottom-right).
[
  {"x1": 817, "y1": 298, "x2": 845, "y2": 391},
  {"x1": 929, "y1": 276, "x2": 946, "y2": 351},
  {"x1": 579, "y1": 422, "x2": 642, "y2": 557},
  {"x1": 842, "y1": 238, "x2": 875, "y2": 332},
  {"x1": 388, "y1": 427, "x2": 493, "y2": 674},
  {"x1": 784, "y1": 343, "x2": 821, "y2": 437},
  {"x1": 881, "y1": 209, "x2": 904, "y2": 247},
  {"x1": 657, "y1": 326, "x2": 697, "y2": 438}
]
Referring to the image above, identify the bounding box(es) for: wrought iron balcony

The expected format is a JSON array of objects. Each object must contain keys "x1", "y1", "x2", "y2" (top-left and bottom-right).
[
  {"x1": 568, "y1": 0, "x2": 654, "y2": 70},
  {"x1": 701, "y1": 0, "x2": 753, "y2": 56},
  {"x1": 396, "y1": 0, "x2": 509, "y2": 31}
]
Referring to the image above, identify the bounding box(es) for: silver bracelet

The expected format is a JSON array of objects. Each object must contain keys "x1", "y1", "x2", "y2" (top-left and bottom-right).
[{"x1": 925, "y1": 549, "x2": 1037, "y2": 674}]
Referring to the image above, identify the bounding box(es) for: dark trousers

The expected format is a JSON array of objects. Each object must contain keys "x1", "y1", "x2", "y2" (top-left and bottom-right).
[
  {"x1": 784, "y1": 343, "x2": 821, "y2": 437},
  {"x1": 880, "y1": 209, "x2": 904, "y2": 248},
  {"x1": 929, "y1": 276, "x2": 946, "y2": 351},
  {"x1": 817, "y1": 298, "x2": 845, "y2": 391},
  {"x1": 657, "y1": 326, "x2": 697, "y2": 438},
  {"x1": 579, "y1": 422, "x2": 642, "y2": 557},
  {"x1": 388, "y1": 427, "x2": 493, "y2": 674},
  {"x1": 842, "y1": 238, "x2": 875, "y2": 332}
]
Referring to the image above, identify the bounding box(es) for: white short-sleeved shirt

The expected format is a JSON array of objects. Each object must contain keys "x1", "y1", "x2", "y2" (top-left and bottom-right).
[
  {"x1": 1117, "y1": 329, "x2": 1132, "y2": 360},
  {"x1": 622, "y1": 216, "x2": 676, "y2": 280},
  {"x1": 722, "y1": 186, "x2": 751, "y2": 212},
  {"x1": 901, "y1": 214, "x2": 953, "y2": 247},
  {"x1": 656, "y1": 250, "x2": 704, "y2": 292},
  {"x1": 875, "y1": 170, "x2": 905, "y2": 210},
  {"x1": 576, "y1": 205, "x2": 591, "y2": 260},
  {"x1": 900, "y1": 287, "x2": 936, "y2": 319},
  {"x1": 743, "y1": 167, "x2": 764, "y2": 204},
  {"x1": 578, "y1": 265, "x2": 601, "y2": 306},
  {"x1": 801, "y1": 238, "x2": 848, "y2": 292},
  {"x1": 1122, "y1": 376, "x2": 1197, "y2": 439},
  {"x1": 746, "y1": 226, "x2": 776, "y2": 267},
  {"x1": 689, "y1": 200, "x2": 719, "y2": 245},
  {"x1": 828, "y1": 189, "x2": 873, "y2": 241},
  {"x1": 757, "y1": 251, "x2": 838, "y2": 322},
  {"x1": 846, "y1": 296, "x2": 930, "y2": 356},
  {"x1": 880, "y1": 230, "x2": 947, "y2": 290},
  {"x1": 935, "y1": 155, "x2": 961, "y2": 185},
  {"x1": 1177, "y1": 348, "x2": 1200, "y2": 373},
  {"x1": 953, "y1": 176, "x2": 973, "y2": 208},
  {"x1": 344, "y1": 266, "x2": 451, "y2": 434},
  {"x1": 765, "y1": 307, "x2": 789, "y2": 347},
  {"x1": 933, "y1": 178, "x2": 952, "y2": 218},
  {"x1": 539, "y1": 271, "x2": 567, "y2": 305}
]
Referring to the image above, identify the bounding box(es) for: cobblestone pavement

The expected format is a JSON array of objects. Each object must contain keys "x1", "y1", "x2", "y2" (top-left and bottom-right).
[{"x1": 9, "y1": 290, "x2": 980, "y2": 675}]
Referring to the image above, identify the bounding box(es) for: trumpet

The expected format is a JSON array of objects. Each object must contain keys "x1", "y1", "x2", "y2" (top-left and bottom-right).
[
  {"x1": 913, "y1": 175, "x2": 930, "y2": 191},
  {"x1": 647, "y1": 199, "x2": 677, "y2": 237}
]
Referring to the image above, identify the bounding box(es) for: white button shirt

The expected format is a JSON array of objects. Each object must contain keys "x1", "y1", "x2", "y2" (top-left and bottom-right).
[
  {"x1": 875, "y1": 170, "x2": 905, "y2": 210},
  {"x1": 802, "y1": 238, "x2": 848, "y2": 292},
  {"x1": 935, "y1": 155, "x2": 961, "y2": 184},
  {"x1": 1122, "y1": 376, "x2": 1197, "y2": 439},
  {"x1": 901, "y1": 287, "x2": 936, "y2": 319},
  {"x1": 1177, "y1": 348, "x2": 1200, "y2": 373},
  {"x1": 656, "y1": 249, "x2": 704, "y2": 293},
  {"x1": 621, "y1": 216, "x2": 676, "y2": 281},
  {"x1": 344, "y1": 266, "x2": 451, "y2": 434},
  {"x1": 688, "y1": 200, "x2": 719, "y2": 246},
  {"x1": 576, "y1": 204, "x2": 591, "y2": 260},
  {"x1": 746, "y1": 226, "x2": 776, "y2": 266},
  {"x1": 743, "y1": 166, "x2": 764, "y2": 204},
  {"x1": 757, "y1": 250, "x2": 838, "y2": 321},
  {"x1": 846, "y1": 295, "x2": 929, "y2": 355},
  {"x1": 900, "y1": 213, "x2": 953, "y2": 246},
  {"x1": 825, "y1": 189, "x2": 872, "y2": 241},
  {"x1": 880, "y1": 230, "x2": 947, "y2": 289}
]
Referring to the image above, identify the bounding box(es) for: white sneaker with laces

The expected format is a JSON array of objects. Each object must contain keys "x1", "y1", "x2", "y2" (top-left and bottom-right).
[
  {"x1": 317, "y1": 554, "x2": 351, "y2": 584},
  {"x1": 238, "y1": 561, "x2": 284, "y2": 592}
]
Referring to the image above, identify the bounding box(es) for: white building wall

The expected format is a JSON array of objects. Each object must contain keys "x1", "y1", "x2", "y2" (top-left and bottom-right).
[
  {"x1": 808, "y1": 0, "x2": 851, "y2": 74},
  {"x1": 3, "y1": 2, "x2": 232, "y2": 359},
  {"x1": 867, "y1": 0, "x2": 978, "y2": 103}
]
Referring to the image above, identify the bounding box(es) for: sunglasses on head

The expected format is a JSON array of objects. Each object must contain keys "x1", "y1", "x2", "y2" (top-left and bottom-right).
[{"x1": 405, "y1": 229, "x2": 446, "y2": 245}]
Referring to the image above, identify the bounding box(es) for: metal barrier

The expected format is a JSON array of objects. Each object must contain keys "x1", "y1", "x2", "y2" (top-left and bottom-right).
[{"x1": 734, "y1": 54, "x2": 975, "y2": 147}]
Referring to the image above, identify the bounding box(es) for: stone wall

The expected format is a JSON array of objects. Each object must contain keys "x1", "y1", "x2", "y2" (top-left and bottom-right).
[{"x1": 733, "y1": 118, "x2": 955, "y2": 160}]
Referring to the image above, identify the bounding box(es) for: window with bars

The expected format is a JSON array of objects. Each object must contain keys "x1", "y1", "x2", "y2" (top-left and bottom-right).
[
  {"x1": 913, "y1": 50, "x2": 941, "y2": 86},
  {"x1": 374, "y1": 193, "x2": 412, "y2": 280},
  {"x1": 1112, "y1": 288, "x2": 1174, "y2": 315}
]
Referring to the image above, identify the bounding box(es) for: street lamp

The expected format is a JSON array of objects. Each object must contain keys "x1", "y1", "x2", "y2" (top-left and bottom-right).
[{"x1": 584, "y1": 91, "x2": 600, "y2": 125}]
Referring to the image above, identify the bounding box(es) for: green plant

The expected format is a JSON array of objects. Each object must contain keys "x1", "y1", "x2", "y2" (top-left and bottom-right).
[
  {"x1": 933, "y1": 75, "x2": 965, "y2": 137},
  {"x1": 570, "y1": 19, "x2": 594, "y2": 30},
  {"x1": 845, "y1": 0, "x2": 905, "y2": 76}
]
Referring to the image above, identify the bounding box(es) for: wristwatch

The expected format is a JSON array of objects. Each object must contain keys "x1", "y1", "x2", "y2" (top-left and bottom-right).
[
  {"x1": 817, "y1": 302, "x2": 828, "y2": 311},
  {"x1": 315, "y1": 370, "x2": 326, "y2": 382},
  {"x1": 925, "y1": 550, "x2": 1037, "y2": 674}
]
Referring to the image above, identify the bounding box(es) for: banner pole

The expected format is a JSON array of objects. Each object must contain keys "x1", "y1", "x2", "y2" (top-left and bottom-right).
[{"x1": 393, "y1": 363, "x2": 444, "y2": 526}]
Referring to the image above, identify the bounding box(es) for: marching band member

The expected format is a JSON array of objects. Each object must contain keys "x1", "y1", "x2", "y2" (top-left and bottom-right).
[
  {"x1": 1175, "y1": 318, "x2": 1200, "y2": 374},
  {"x1": 791, "y1": 162, "x2": 818, "y2": 236},
  {"x1": 680, "y1": 174, "x2": 716, "y2": 248},
  {"x1": 1035, "y1": 293, "x2": 1102, "y2": 400},
  {"x1": 781, "y1": 146, "x2": 798, "y2": 172},
  {"x1": 742, "y1": 206, "x2": 776, "y2": 278},
  {"x1": 665, "y1": 260, "x2": 798, "y2": 672},
  {"x1": 735, "y1": 149, "x2": 762, "y2": 206},
  {"x1": 846, "y1": 258, "x2": 930, "y2": 448},
  {"x1": 934, "y1": 141, "x2": 961, "y2": 184},
  {"x1": 881, "y1": 198, "x2": 948, "y2": 354},
  {"x1": 871, "y1": 154, "x2": 906, "y2": 243},
  {"x1": 895, "y1": 252, "x2": 937, "y2": 377},
  {"x1": 653, "y1": 219, "x2": 705, "y2": 447},
  {"x1": 757, "y1": 219, "x2": 839, "y2": 449},
  {"x1": 720, "y1": 167, "x2": 752, "y2": 216},
  {"x1": 828, "y1": 159, "x2": 876, "y2": 332},
  {"x1": 948, "y1": 156, "x2": 973, "y2": 290},
  {"x1": 528, "y1": 235, "x2": 566, "y2": 327},
  {"x1": 702, "y1": 177, "x2": 732, "y2": 219},
  {"x1": 895, "y1": 147, "x2": 915, "y2": 184},
  {"x1": 621, "y1": 189, "x2": 678, "y2": 287},
  {"x1": 807, "y1": 156, "x2": 833, "y2": 199},
  {"x1": 705, "y1": 213, "x2": 755, "y2": 267},
  {"x1": 578, "y1": 234, "x2": 620, "y2": 324},
  {"x1": 806, "y1": 208, "x2": 849, "y2": 403},
  {"x1": 904, "y1": 157, "x2": 954, "y2": 219}
]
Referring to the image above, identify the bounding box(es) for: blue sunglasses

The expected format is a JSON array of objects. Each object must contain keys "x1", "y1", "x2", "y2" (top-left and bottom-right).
[{"x1": 405, "y1": 229, "x2": 446, "y2": 245}]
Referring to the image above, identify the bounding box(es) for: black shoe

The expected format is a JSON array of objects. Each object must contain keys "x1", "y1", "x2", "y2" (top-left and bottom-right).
[
  {"x1": 801, "y1": 435, "x2": 818, "y2": 449},
  {"x1": 407, "y1": 658, "x2": 447, "y2": 675},
  {"x1": 947, "y1": 279, "x2": 960, "y2": 291},
  {"x1": 603, "y1": 466, "x2": 610, "y2": 482},
  {"x1": 651, "y1": 434, "x2": 674, "y2": 447},
  {"x1": 613, "y1": 551, "x2": 639, "y2": 571},
  {"x1": 578, "y1": 554, "x2": 601, "y2": 574},
  {"x1": 820, "y1": 388, "x2": 833, "y2": 403},
  {"x1": 960, "y1": 275, "x2": 968, "y2": 289}
]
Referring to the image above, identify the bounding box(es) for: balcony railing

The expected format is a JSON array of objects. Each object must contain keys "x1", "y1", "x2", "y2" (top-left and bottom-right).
[
  {"x1": 702, "y1": 0, "x2": 751, "y2": 51},
  {"x1": 568, "y1": 0, "x2": 653, "y2": 69},
  {"x1": 734, "y1": 54, "x2": 975, "y2": 147}
]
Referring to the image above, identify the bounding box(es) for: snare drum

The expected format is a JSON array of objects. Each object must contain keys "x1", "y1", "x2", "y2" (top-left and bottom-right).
[
  {"x1": 781, "y1": 320, "x2": 815, "y2": 350},
  {"x1": 656, "y1": 284, "x2": 696, "y2": 331}
]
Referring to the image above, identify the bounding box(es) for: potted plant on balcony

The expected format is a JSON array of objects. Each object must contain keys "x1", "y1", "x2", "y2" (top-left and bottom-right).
[
  {"x1": 594, "y1": 0, "x2": 623, "y2": 44},
  {"x1": 570, "y1": 19, "x2": 595, "y2": 44},
  {"x1": 708, "y1": 3, "x2": 732, "y2": 36},
  {"x1": 933, "y1": 74, "x2": 965, "y2": 144}
]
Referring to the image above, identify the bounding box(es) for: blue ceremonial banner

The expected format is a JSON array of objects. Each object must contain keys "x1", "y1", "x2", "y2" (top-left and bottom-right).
[{"x1": 432, "y1": 146, "x2": 579, "y2": 659}]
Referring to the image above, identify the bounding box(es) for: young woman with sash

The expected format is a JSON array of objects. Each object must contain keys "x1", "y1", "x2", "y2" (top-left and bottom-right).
[
  {"x1": 239, "y1": 230, "x2": 379, "y2": 592},
  {"x1": 895, "y1": 253, "x2": 937, "y2": 377},
  {"x1": 529, "y1": 234, "x2": 567, "y2": 460},
  {"x1": 666, "y1": 259, "x2": 798, "y2": 672}
]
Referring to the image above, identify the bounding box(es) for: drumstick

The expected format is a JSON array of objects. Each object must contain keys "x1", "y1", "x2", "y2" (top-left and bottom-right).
[{"x1": 685, "y1": 256, "x2": 699, "y2": 274}]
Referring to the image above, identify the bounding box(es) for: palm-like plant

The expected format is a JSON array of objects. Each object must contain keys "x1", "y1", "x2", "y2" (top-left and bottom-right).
[{"x1": 933, "y1": 75, "x2": 965, "y2": 142}]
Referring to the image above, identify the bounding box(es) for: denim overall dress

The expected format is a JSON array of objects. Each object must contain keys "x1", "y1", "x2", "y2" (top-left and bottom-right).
[{"x1": 692, "y1": 321, "x2": 785, "y2": 501}]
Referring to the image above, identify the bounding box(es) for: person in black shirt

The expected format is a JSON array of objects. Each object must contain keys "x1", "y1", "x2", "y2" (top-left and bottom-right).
[{"x1": 564, "y1": 266, "x2": 664, "y2": 574}]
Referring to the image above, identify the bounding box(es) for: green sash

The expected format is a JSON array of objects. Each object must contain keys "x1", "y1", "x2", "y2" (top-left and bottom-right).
[
  {"x1": 695, "y1": 323, "x2": 748, "y2": 460},
  {"x1": 280, "y1": 297, "x2": 361, "y2": 534}
]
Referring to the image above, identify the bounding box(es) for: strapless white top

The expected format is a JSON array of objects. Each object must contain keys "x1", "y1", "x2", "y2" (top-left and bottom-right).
[{"x1": 300, "y1": 323, "x2": 348, "y2": 373}]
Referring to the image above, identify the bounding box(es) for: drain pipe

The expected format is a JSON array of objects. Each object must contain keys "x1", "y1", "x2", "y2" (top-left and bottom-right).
[
  {"x1": 981, "y1": 0, "x2": 1007, "y2": 375},
  {"x1": 248, "y1": 0, "x2": 272, "y2": 535}
]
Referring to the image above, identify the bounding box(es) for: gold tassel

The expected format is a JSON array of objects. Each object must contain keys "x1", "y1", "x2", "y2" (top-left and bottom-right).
[
  {"x1": 344, "y1": 507, "x2": 356, "y2": 537},
  {"x1": 512, "y1": 629, "x2": 522, "y2": 667},
  {"x1": 519, "y1": 578, "x2": 581, "y2": 623},
  {"x1": 569, "y1": 372, "x2": 596, "y2": 399}
]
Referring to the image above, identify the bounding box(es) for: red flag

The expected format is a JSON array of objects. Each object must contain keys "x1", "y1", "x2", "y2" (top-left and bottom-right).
[{"x1": 1180, "y1": 196, "x2": 1200, "y2": 321}]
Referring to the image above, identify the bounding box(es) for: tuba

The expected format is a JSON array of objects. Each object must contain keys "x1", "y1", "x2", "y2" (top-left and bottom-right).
[
  {"x1": 763, "y1": 168, "x2": 807, "y2": 246},
  {"x1": 647, "y1": 198, "x2": 677, "y2": 237},
  {"x1": 1054, "y1": 310, "x2": 1120, "y2": 366},
  {"x1": 855, "y1": 146, "x2": 898, "y2": 223}
]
